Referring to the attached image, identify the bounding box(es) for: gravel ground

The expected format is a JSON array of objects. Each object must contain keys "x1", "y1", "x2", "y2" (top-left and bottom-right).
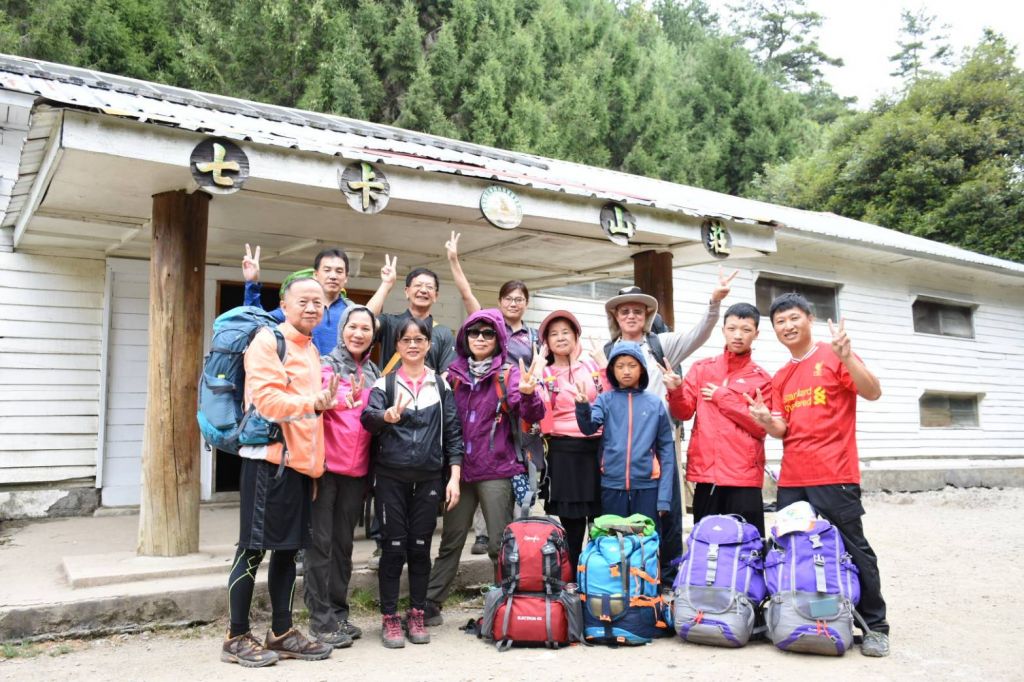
[{"x1": 2, "y1": 486, "x2": 1020, "y2": 682}]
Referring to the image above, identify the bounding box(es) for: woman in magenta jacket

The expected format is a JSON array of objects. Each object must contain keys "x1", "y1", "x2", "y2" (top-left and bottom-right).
[{"x1": 303, "y1": 305, "x2": 380, "y2": 648}]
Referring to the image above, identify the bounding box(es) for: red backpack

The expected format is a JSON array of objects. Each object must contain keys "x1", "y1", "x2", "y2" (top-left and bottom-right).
[{"x1": 497, "y1": 517, "x2": 572, "y2": 593}]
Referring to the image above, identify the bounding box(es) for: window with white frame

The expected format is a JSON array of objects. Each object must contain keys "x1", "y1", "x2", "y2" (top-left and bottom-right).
[
  {"x1": 912, "y1": 298, "x2": 975, "y2": 339},
  {"x1": 919, "y1": 392, "x2": 981, "y2": 428},
  {"x1": 755, "y1": 275, "x2": 839, "y2": 321}
]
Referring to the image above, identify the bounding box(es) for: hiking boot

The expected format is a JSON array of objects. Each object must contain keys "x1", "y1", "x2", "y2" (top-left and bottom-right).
[
  {"x1": 312, "y1": 628, "x2": 353, "y2": 649},
  {"x1": 368, "y1": 546, "x2": 382, "y2": 570},
  {"x1": 423, "y1": 600, "x2": 444, "y2": 627},
  {"x1": 221, "y1": 631, "x2": 278, "y2": 668},
  {"x1": 264, "y1": 628, "x2": 333, "y2": 661},
  {"x1": 471, "y1": 535, "x2": 489, "y2": 555},
  {"x1": 338, "y1": 619, "x2": 363, "y2": 640},
  {"x1": 381, "y1": 614, "x2": 405, "y2": 649},
  {"x1": 860, "y1": 631, "x2": 890, "y2": 657},
  {"x1": 405, "y1": 608, "x2": 431, "y2": 644}
]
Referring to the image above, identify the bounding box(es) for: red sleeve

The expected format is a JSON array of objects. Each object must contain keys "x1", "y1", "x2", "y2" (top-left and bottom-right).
[{"x1": 669, "y1": 365, "x2": 700, "y2": 421}]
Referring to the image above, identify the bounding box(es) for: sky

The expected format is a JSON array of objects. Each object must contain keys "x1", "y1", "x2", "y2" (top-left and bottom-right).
[{"x1": 706, "y1": 0, "x2": 1024, "y2": 107}]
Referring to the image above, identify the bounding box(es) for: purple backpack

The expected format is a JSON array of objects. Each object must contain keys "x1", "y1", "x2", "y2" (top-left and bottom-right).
[
  {"x1": 764, "y1": 517, "x2": 861, "y2": 655},
  {"x1": 672, "y1": 514, "x2": 766, "y2": 647}
]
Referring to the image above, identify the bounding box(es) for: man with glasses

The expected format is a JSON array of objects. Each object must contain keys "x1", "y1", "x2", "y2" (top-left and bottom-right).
[{"x1": 374, "y1": 267, "x2": 456, "y2": 376}]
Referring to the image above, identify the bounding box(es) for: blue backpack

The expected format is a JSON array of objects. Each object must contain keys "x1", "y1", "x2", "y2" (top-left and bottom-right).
[
  {"x1": 578, "y1": 515, "x2": 671, "y2": 646},
  {"x1": 197, "y1": 306, "x2": 286, "y2": 454}
]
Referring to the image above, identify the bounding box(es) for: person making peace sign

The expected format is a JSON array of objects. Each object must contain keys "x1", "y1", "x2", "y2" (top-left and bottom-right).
[{"x1": 360, "y1": 318, "x2": 465, "y2": 649}]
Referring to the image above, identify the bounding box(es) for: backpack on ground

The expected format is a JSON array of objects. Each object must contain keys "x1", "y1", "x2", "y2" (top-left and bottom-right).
[
  {"x1": 672, "y1": 514, "x2": 766, "y2": 648},
  {"x1": 763, "y1": 510, "x2": 861, "y2": 656},
  {"x1": 481, "y1": 516, "x2": 582, "y2": 649},
  {"x1": 579, "y1": 514, "x2": 671, "y2": 646},
  {"x1": 197, "y1": 306, "x2": 286, "y2": 454}
]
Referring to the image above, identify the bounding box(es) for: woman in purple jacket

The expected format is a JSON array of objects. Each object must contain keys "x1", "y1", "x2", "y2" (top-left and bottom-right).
[{"x1": 422, "y1": 308, "x2": 545, "y2": 625}]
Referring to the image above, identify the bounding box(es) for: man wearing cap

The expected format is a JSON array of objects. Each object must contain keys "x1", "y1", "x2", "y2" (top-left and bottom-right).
[{"x1": 603, "y1": 268, "x2": 737, "y2": 585}]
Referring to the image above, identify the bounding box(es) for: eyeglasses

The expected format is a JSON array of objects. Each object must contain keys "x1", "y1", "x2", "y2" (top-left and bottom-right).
[
  {"x1": 398, "y1": 336, "x2": 429, "y2": 346},
  {"x1": 467, "y1": 329, "x2": 497, "y2": 340},
  {"x1": 501, "y1": 296, "x2": 527, "y2": 305},
  {"x1": 617, "y1": 307, "x2": 647, "y2": 318},
  {"x1": 409, "y1": 282, "x2": 437, "y2": 292}
]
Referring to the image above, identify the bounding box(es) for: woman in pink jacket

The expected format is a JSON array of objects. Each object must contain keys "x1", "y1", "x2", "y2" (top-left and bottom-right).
[
  {"x1": 536, "y1": 310, "x2": 609, "y2": 570},
  {"x1": 303, "y1": 305, "x2": 380, "y2": 649}
]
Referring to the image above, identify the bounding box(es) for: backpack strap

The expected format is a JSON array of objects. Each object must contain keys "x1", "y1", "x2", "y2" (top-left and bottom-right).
[
  {"x1": 646, "y1": 332, "x2": 666, "y2": 367},
  {"x1": 490, "y1": 365, "x2": 513, "y2": 451},
  {"x1": 382, "y1": 351, "x2": 401, "y2": 375},
  {"x1": 541, "y1": 366, "x2": 559, "y2": 409},
  {"x1": 578, "y1": 357, "x2": 604, "y2": 395}
]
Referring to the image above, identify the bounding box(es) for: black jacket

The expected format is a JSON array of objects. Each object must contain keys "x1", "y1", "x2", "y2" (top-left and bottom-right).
[{"x1": 360, "y1": 370, "x2": 464, "y2": 481}]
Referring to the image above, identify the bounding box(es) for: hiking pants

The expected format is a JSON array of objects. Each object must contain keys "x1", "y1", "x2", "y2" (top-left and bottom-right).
[
  {"x1": 692, "y1": 483, "x2": 766, "y2": 539},
  {"x1": 777, "y1": 484, "x2": 889, "y2": 634},
  {"x1": 427, "y1": 478, "x2": 514, "y2": 605},
  {"x1": 303, "y1": 472, "x2": 366, "y2": 633}
]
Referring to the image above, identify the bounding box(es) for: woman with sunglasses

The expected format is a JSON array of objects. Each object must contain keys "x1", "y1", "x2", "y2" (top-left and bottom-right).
[
  {"x1": 360, "y1": 318, "x2": 464, "y2": 649},
  {"x1": 536, "y1": 309, "x2": 610, "y2": 571},
  {"x1": 422, "y1": 309, "x2": 545, "y2": 625}
]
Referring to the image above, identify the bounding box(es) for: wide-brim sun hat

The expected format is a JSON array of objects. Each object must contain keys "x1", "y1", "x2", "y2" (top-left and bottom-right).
[
  {"x1": 538, "y1": 309, "x2": 583, "y2": 341},
  {"x1": 604, "y1": 290, "x2": 658, "y2": 338}
]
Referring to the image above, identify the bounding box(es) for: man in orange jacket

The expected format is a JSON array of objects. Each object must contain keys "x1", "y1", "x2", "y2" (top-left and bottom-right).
[
  {"x1": 221, "y1": 277, "x2": 338, "y2": 668},
  {"x1": 667, "y1": 302, "x2": 771, "y2": 537}
]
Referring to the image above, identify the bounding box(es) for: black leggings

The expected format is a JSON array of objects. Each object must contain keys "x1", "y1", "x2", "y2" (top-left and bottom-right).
[
  {"x1": 227, "y1": 547, "x2": 298, "y2": 637},
  {"x1": 559, "y1": 516, "x2": 591, "y2": 574}
]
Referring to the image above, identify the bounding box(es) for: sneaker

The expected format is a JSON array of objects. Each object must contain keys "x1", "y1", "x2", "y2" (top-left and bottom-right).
[
  {"x1": 338, "y1": 619, "x2": 363, "y2": 640},
  {"x1": 860, "y1": 631, "x2": 890, "y2": 657},
  {"x1": 471, "y1": 535, "x2": 489, "y2": 555},
  {"x1": 295, "y1": 549, "x2": 305, "y2": 576},
  {"x1": 381, "y1": 614, "x2": 405, "y2": 649},
  {"x1": 264, "y1": 628, "x2": 333, "y2": 661},
  {"x1": 221, "y1": 631, "x2": 278, "y2": 668},
  {"x1": 368, "y1": 547, "x2": 382, "y2": 571},
  {"x1": 423, "y1": 600, "x2": 444, "y2": 627},
  {"x1": 405, "y1": 608, "x2": 431, "y2": 644},
  {"x1": 313, "y1": 628, "x2": 353, "y2": 649}
]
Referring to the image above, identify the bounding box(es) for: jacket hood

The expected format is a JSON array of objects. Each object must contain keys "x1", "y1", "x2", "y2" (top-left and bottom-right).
[
  {"x1": 606, "y1": 341, "x2": 649, "y2": 391},
  {"x1": 455, "y1": 308, "x2": 509, "y2": 362},
  {"x1": 605, "y1": 292, "x2": 658, "y2": 340}
]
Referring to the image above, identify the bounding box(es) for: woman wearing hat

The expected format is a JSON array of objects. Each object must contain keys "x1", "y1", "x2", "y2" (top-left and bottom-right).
[{"x1": 536, "y1": 310, "x2": 610, "y2": 570}]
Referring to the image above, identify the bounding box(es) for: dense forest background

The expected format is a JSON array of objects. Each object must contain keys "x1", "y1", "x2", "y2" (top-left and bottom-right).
[{"x1": 0, "y1": 0, "x2": 1020, "y2": 262}]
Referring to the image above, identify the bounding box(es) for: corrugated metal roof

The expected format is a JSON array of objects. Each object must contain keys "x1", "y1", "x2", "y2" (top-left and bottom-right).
[{"x1": 0, "y1": 53, "x2": 1021, "y2": 276}]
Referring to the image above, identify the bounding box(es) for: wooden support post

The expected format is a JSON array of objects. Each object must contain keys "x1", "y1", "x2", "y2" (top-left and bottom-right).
[
  {"x1": 138, "y1": 190, "x2": 209, "y2": 556},
  {"x1": 633, "y1": 250, "x2": 674, "y2": 330}
]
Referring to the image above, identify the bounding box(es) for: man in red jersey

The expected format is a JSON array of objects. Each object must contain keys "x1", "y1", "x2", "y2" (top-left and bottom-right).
[{"x1": 747, "y1": 292, "x2": 890, "y2": 658}]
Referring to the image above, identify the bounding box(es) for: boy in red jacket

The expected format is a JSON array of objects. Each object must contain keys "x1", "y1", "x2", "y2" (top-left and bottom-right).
[{"x1": 666, "y1": 303, "x2": 771, "y2": 537}]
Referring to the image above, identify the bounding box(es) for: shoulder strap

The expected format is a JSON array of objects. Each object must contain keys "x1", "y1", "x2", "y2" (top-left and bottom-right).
[
  {"x1": 646, "y1": 333, "x2": 665, "y2": 367},
  {"x1": 385, "y1": 370, "x2": 397, "y2": 407},
  {"x1": 272, "y1": 329, "x2": 286, "y2": 363},
  {"x1": 382, "y1": 351, "x2": 401, "y2": 375}
]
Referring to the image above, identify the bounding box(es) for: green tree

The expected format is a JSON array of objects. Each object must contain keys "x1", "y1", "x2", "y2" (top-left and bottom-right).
[
  {"x1": 754, "y1": 32, "x2": 1024, "y2": 262},
  {"x1": 728, "y1": 0, "x2": 842, "y2": 90},
  {"x1": 889, "y1": 9, "x2": 953, "y2": 84}
]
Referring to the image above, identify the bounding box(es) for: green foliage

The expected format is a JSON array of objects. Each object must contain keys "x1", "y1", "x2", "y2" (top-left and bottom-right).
[
  {"x1": 0, "y1": 0, "x2": 819, "y2": 196},
  {"x1": 889, "y1": 9, "x2": 953, "y2": 84},
  {"x1": 754, "y1": 32, "x2": 1024, "y2": 262}
]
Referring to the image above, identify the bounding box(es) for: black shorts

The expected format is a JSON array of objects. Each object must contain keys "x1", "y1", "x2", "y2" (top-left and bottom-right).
[{"x1": 238, "y1": 458, "x2": 312, "y2": 551}]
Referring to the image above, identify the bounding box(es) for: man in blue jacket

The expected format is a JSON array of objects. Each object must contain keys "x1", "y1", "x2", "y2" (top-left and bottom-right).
[{"x1": 575, "y1": 342, "x2": 676, "y2": 527}]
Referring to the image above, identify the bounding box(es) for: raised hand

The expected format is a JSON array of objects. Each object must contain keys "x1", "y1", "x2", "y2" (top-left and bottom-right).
[
  {"x1": 700, "y1": 382, "x2": 719, "y2": 401},
  {"x1": 345, "y1": 374, "x2": 365, "y2": 409},
  {"x1": 383, "y1": 392, "x2": 410, "y2": 424},
  {"x1": 661, "y1": 357, "x2": 682, "y2": 390},
  {"x1": 828, "y1": 318, "x2": 851, "y2": 360},
  {"x1": 573, "y1": 380, "x2": 589, "y2": 404},
  {"x1": 744, "y1": 387, "x2": 770, "y2": 425},
  {"x1": 588, "y1": 336, "x2": 608, "y2": 370},
  {"x1": 445, "y1": 230, "x2": 461, "y2": 261},
  {"x1": 710, "y1": 265, "x2": 739, "y2": 303},
  {"x1": 242, "y1": 243, "x2": 261, "y2": 283},
  {"x1": 315, "y1": 372, "x2": 340, "y2": 412},
  {"x1": 518, "y1": 356, "x2": 543, "y2": 395},
  {"x1": 380, "y1": 254, "x2": 397, "y2": 287}
]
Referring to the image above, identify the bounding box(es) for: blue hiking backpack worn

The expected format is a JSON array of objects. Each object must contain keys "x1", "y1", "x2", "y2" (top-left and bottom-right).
[
  {"x1": 672, "y1": 514, "x2": 766, "y2": 648},
  {"x1": 578, "y1": 514, "x2": 671, "y2": 646},
  {"x1": 197, "y1": 306, "x2": 286, "y2": 454},
  {"x1": 763, "y1": 509, "x2": 862, "y2": 656}
]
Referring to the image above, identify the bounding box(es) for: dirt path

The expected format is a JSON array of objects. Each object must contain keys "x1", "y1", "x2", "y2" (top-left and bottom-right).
[{"x1": 2, "y1": 487, "x2": 1020, "y2": 681}]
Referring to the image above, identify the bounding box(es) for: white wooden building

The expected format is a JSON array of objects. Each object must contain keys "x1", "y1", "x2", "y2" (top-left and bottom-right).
[{"x1": 0, "y1": 55, "x2": 1021, "y2": 520}]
